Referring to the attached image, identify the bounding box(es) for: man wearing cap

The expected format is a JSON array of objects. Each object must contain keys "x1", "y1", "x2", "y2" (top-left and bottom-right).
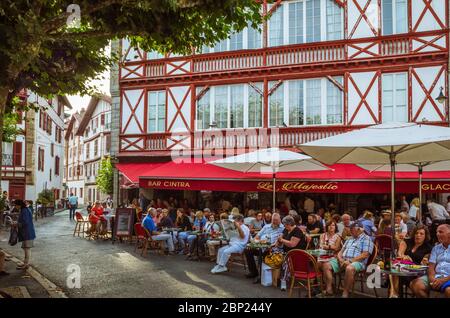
[
  {"x1": 321, "y1": 222, "x2": 374, "y2": 297},
  {"x1": 211, "y1": 214, "x2": 250, "y2": 274}
]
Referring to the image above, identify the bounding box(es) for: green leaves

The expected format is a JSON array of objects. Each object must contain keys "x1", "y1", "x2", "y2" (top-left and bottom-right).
[{"x1": 96, "y1": 157, "x2": 113, "y2": 195}]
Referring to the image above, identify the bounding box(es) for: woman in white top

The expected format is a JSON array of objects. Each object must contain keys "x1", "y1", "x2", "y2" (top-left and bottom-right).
[{"x1": 409, "y1": 197, "x2": 420, "y2": 221}]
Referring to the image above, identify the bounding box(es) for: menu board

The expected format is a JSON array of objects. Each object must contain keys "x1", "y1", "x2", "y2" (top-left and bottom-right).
[{"x1": 114, "y1": 208, "x2": 135, "y2": 237}]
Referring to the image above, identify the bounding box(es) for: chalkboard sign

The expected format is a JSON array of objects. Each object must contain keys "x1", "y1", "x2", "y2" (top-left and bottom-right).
[{"x1": 114, "y1": 208, "x2": 135, "y2": 238}]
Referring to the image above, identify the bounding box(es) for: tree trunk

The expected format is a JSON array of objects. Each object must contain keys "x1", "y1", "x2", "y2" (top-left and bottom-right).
[{"x1": 0, "y1": 86, "x2": 8, "y2": 187}]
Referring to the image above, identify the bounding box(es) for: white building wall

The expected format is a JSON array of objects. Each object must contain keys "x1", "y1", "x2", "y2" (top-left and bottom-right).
[{"x1": 23, "y1": 93, "x2": 65, "y2": 202}]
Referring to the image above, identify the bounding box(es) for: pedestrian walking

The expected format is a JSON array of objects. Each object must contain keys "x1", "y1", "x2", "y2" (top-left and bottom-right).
[
  {"x1": 68, "y1": 192, "x2": 78, "y2": 221},
  {"x1": 13, "y1": 199, "x2": 36, "y2": 270}
]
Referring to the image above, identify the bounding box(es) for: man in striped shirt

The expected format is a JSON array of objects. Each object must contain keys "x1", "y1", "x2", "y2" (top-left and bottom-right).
[{"x1": 322, "y1": 222, "x2": 374, "y2": 297}]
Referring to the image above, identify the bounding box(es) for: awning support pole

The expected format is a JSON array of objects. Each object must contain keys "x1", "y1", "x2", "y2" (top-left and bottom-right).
[
  {"x1": 418, "y1": 164, "x2": 423, "y2": 224},
  {"x1": 390, "y1": 153, "x2": 396, "y2": 260}
]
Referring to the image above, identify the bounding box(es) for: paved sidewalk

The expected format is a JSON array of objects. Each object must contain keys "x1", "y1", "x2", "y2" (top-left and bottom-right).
[{"x1": 0, "y1": 250, "x2": 50, "y2": 298}]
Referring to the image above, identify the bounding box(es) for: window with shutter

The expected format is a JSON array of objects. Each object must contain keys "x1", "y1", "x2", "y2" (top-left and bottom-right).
[
  {"x1": 13, "y1": 142, "x2": 22, "y2": 166},
  {"x1": 55, "y1": 156, "x2": 60, "y2": 176}
]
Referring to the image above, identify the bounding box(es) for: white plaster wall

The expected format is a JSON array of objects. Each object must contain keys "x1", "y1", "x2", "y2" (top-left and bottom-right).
[
  {"x1": 167, "y1": 86, "x2": 191, "y2": 132},
  {"x1": 347, "y1": 71, "x2": 379, "y2": 124},
  {"x1": 412, "y1": 66, "x2": 446, "y2": 122},
  {"x1": 121, "y1": 89, "x2": 145, "y2": 134},
  {"x1": 348, "y1": 0, "x2": 379, "y2": 39},
  {"x1": 412, "y1": 0, "x2": 446, "y2": 32}
]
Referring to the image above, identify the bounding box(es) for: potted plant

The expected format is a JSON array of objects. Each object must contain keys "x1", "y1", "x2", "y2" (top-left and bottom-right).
[{"x1": 37, "y1": 189, "x2": 55, "y2": 217}]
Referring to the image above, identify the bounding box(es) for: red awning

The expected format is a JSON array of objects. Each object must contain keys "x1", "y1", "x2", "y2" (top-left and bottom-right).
[
  {"x1": 116, "y1": 162, "x2": 165, "y2": 184},
  {"x1": 118, "y1": 159, "x2": 450, "y2": 194}
]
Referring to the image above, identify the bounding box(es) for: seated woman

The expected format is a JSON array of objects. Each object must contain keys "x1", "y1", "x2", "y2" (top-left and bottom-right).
[
  {"x1": 250, "y1": 212, "x2": 264, "y2": 235},
  {"x1": 206, "y1": 213, "x2": 229, "y2": 261},
  {"x1": 186, "y1": 211, "x2": 207, "y2": 260},
  {"x1": 176, "y1": 209, "x2": 193, "y2": 254},
  {"x1": 317, "y1": 221, "x2": 342, "y2": 295},
  {"x1": 277, "y1": 215, "x2": 308, "y2": 290},
  {"x1": 87, "y1": 201, "x2": 106, "y2": 236},
  {"x1": 389, "y1": 225, "x2": 432, "y2": 298}
]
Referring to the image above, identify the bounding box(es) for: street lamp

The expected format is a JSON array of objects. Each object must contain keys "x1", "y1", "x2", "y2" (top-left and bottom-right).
[{"x1": 436, "y1": 86, "x2": 447, "y2": 104}]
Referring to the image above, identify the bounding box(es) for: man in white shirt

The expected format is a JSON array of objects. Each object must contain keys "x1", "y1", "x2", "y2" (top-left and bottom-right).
[
  {"x1": 211, "y1": 214, "x2": 250, "y2": 274},
  {"x1": 304, "y1": 196, "x2": 315, "y2": 214},
  {"x1": 427, "y1": 200, "x2": 450, "y2": 221}
]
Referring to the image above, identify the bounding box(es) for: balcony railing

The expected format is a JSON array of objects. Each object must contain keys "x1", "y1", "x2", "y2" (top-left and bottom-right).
[
  {"x1": 2, "y1": 153, "x2": 13, "y2": 166},
  {"x1": 123, "y1": 30, "x2": 447, "y2": 81},
  {"x1": 123, "y1": 126, "x2": 362, "y2": 152}
]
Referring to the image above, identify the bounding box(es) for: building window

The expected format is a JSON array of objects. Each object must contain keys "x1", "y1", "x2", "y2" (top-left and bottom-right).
[
  {"x1": 215, "y1": 86, "x2": 228, "y2": 129},
  {"x1": 382, "y1": 0, "x2": 407, "y2": 35},
  {"x1": 326, "y1": 0, "x2": 343, "y2": 40},
  {"x1": 326, "y1": 78, "x2": 343, "y2": 124},
  {"x1": 80, "y1": 188, "x2": 83, "y2": 198},
  {"x1": 269, "y1": 3, "x2": 284, "y2": 47},
  {"x1": 49, "y1": 169, "x2": 52, "y2": 182},
  {"x1": 214, "y1": 39, "x2": 228, "y2": 52},
  {"x1": 270, "y1": 0, "x2": 343, "y2": 47},
  {"x1": 289, "y1": 1, "x2": 304, "y2": 44},
  {"x1": 196, "y1": 88, "x2": 211, "y2": 130},
  {"x1": 101, "y1": 114, "x2": 105, "y2": 126},
  {"x1": 248, "y1": 84, "x2": 263, "y2": 128},
  {"x1": 247, "y1": 23, "x2": 262, "y2": 49},
  {"x1": 269, "y1": 81, "x2": 284, "y2": 127},
  {"x1": 105, "y1": 134, "x2": 111, "y2": 153},
  {"x1": 230, "y1": 85, "x2": 244, "y2": 128},
  {"x1": 289, "y1": 80, "x2": 304, "y2": 126},
  {"x1": 229, "y1": 31, "x2": 244, "y2": 51},
  {"x1": 94, "y1": 139, "x2": 98, "y2": 157},
  {"x1": 38, "y1": 148, "x2": 45, "y2": 171},
  {"x1": 306, "y1": 0, "x2": 321, "y2": 43},
  {"x1": 148, "y1": 91, "x2": 166, "y2": 133},
  {"x1": 13, "y1": 142, "x2": 22, "y2": 167},
  {"x1": 271, "y1": 77, "x2": 343, "y2": 127},
  {"x1": 55, "y1": 156, "x2": 60, "y2": 176},
  {"x1": 69, "y1": 167, "x2": 72, "y2": 178},
  {"x1": 382, "y1": 72, "x2": 407, "y2": 123},
  {"x1": 305, "y1": 79, "x2": 322, "y2": 125},
  {"x1": 51, "y1": 143, "x2": 54, "y2": 157}
]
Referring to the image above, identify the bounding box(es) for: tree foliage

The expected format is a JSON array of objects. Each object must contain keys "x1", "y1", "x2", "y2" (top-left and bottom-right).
[
  {"x1": 0, "y1": 0, "x2": 262, "y2": 112},
  {"x1": 3, "y1": 112, "x2": 22, "y2": 143},
  {"x1": 37, "y1": 188, "x2": 55, "y2": 206},
  {"x1": 97, "y1": 157, "x2": 114, "y2": 195}
]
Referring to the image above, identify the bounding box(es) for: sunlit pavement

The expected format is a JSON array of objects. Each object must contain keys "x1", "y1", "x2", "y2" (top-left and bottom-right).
[{"x1": 0, "y1": 210, "x2": 289, "y2": 298}]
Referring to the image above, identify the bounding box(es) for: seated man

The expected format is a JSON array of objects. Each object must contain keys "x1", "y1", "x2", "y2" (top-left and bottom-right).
[
  {"x1": 244, "y1": 213, "x2": 284, "y2": 280},
  {"x1": 321, "y1": 222, "x2": 374, "y2": 297},
  {"x1": 410, "y1": 224, "x2": 450, "y2": 298},
  {"x1": 142, "y1": 211, "x2": 175, "y2": 254},
  {"x1": 211, "y1": 214, "x2": 250, "y2": 274}
]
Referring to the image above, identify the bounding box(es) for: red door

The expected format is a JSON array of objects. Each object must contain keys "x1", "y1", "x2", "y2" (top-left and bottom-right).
[{"x1": 9, "y1": 183, "x2": 25, "y2": 200}]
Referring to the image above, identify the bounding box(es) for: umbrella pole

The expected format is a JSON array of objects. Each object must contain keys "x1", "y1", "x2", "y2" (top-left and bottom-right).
[
  {"x1": 418, "y1": 164, "x2": 423, "y2": 224},
  {"x1": 272, "y1": 172, "x2": 276, "y2": 213},
  {"x1": 390, "y1": 153, "x2": 396, "y2": 260}
]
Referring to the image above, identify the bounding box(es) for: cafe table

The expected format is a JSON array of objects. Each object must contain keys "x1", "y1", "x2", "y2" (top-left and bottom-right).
[
  {"x1": 381, "y1": 268, "x2": 427, "y2": 298},
  {"x1": 246, "y1": 242, "x2": 273, "y2": 283}
]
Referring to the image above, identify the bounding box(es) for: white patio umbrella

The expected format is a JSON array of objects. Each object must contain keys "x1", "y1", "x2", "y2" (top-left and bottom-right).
[
  {"x1": 358, "y1": 160, "x2": 450, "y2": 221},
  {"x1": 298, "y1": 122, "x2": 450, "y2": 255},
  {"x1": 209, "y1": 147, "x2": 330, "y2": 212}
]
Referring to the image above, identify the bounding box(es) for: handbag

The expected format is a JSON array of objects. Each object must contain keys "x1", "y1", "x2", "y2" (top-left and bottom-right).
[
  {"x1": 264, "y1": 249, "x2": 284, "y2": 269},
  {"x1": 8, "y1": 226, "x2": 18, "y2": 246}
]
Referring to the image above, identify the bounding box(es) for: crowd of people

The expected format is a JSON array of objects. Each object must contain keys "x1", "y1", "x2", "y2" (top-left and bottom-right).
[{"x1": 119, "y1": 193, "x2": 450, "y2": 298}]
